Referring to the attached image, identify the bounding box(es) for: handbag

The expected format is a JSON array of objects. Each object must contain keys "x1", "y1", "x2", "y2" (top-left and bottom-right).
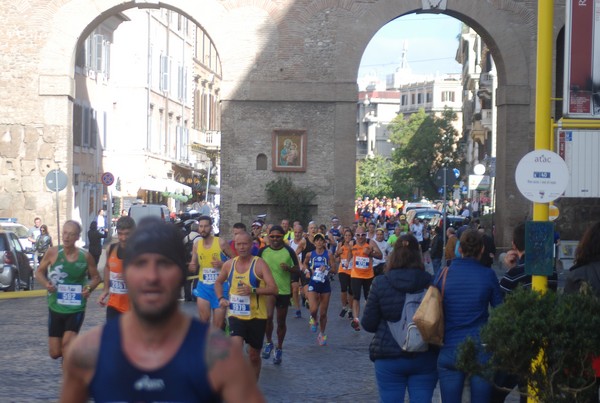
[{"x1": 412, "y1": 266, "x2": 448, "y2": 346}]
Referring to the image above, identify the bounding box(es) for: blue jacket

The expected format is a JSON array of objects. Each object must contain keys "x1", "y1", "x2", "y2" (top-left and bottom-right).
[
  {"x1": 361, "y1": 267, "x2": 436, "y2": 361},
  {"x1": 435, "y1": 257, "x2": 503, "y2": 348}
]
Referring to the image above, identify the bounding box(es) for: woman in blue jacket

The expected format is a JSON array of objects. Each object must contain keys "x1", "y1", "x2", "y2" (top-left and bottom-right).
[
  {"x1": 436, "y1": 228, "x2": 503, "y2": 403},
  {"x1": 361, "y1": 234, "x2": 438, "y2": 402}
]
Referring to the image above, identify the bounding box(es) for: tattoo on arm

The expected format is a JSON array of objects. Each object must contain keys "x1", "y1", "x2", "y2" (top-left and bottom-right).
[{"x1": 205, "y1": 328, "x2": 231, "y2": 370}]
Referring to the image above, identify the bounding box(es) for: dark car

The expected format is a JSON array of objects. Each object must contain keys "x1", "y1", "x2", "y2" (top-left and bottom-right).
[{"x1": 0, "y1": 230, "x2": 34, "y2": 291}]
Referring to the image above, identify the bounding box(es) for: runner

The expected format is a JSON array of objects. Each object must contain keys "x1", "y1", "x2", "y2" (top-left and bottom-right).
[
  {"x1": 289, "y1": 224, "x2": 306, "y2": 318},
  {"x1": 371, "y1": 227, "x2": 393, "y2": 277},
  {"x1": 349, "y1": 225, "x2": 382, "y2": 331},
  {"x1": 189, "y1": 215, "x2": 235, "y2": 328},
  {"x1": 216, "y1": 232, "x2": 278, "y2": 380},
  {"x1": 303, "y1": 233, "x2": 333, "y2": 345},
  {"x1": 35, "y1": 220, "x2": 101, "y2": 360},
  {"x1": 258, "y1": 225, "x2": 300, "y2": 365},
  {"x1": 334, "y1": 228, "x2": 355, "y2": 319},
  {"x1": 97, "y1": 216, "x2": 136, "y2": 320}
]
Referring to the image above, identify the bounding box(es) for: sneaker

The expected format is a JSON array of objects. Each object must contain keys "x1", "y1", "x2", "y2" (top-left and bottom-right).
[
  {"x1": 273, "y1": 348, "x2": 283, "y2": 365},
  {"x1": 347, "y1": 310, "x2": 354, "y2": 320},
  {"x1": 309, "y1": 316, "x2": 318, "y2": 332},
  {"x1": 339, "y1": 307, "x2": 348, "y2": 318},
  {"x1": 351, "y1": 318, "x2": 360, "y2": 331},
  {"x1": 318, "y1": 333, "x2": 328, "y2": 346},
  {"x1": 295, "y1": 310, "x2": 302, "y2": 318},
  {"x1": 261, "y1": 342, "x2": 274, "y2": 359}
]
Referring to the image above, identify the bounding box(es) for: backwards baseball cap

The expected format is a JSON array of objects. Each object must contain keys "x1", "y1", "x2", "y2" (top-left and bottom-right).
[
  {"x1": 314, "y1": 233, "x2": 325, "y2": 241},
  {"x1": 124, "y1": 216, "x2": 187, "y2": 279}
]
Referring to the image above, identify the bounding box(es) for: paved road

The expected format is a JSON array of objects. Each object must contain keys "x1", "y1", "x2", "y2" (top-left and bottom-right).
[{"x1": 0, "y1": 273, "x2": 525, "y2": 402}]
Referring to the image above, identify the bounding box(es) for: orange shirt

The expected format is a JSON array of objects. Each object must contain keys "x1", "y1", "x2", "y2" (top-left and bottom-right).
[
  {"x1": 351, "y1": 242, "x2": 374, "y2": 279},
  {"x1": 107, "y1": 245, "x2": 129, "y2": 313},
  {"x1": 337, "y1": 243, "x2": 352, "y2": 274}
]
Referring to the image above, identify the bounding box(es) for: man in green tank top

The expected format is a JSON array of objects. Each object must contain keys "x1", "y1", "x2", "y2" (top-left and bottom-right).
[{"x1": 36, "y1": 220, "x2": 101, "y2": 360}]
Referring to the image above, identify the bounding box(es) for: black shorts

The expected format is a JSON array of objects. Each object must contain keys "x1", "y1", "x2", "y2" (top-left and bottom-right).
[
  {"x1": 350, "y1": 277, "x2": 373, "y2": 302},
  {"x1": 338, "y1": 272, "x2": 352, "y2": 294},
  {"x1": 274, "y1": 294, "x2": 291, "y2": 308},
  {"x1": 48, "y1": 309, "x2": 86, "y2": 338},
  {"x1": 228, "y1": 317, "x2": 267, "y2": 351}
]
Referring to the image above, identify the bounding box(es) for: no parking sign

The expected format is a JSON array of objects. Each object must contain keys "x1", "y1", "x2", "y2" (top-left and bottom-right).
[{"x1": 101, "y1": 172, "x2": 115, "y2": 186}]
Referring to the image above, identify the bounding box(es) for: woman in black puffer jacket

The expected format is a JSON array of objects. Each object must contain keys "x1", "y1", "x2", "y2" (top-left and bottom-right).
[{"x1": 361, "y1": 234, "x2": 438, "y2": 403}]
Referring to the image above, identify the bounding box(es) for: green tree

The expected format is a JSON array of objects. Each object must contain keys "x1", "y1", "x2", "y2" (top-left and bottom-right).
[
  {"x1": 356, "y1": 155, "x2": 394, "y2": 199},
  {"x1": 388, "y1": 107, "x2": 462, "y2": 200},
  {"x1": 265, "y1": 177, "x2": 316, "y2": 225}
]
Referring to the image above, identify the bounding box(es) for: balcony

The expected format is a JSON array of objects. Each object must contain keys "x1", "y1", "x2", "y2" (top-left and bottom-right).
[
  {"x1": 481, "y1": 109, "x2": 493, "y2": 129},
  {"x1": 480, "y1": 72, "x2": 494, "y2": 87}
]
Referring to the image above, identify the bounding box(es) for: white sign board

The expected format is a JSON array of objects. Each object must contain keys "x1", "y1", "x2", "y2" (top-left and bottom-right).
[
  {"x1": 558, "y1": 130, "x2": 600, "y2": 197},
  {"x1": 468, "y1": 175, "x2": 491, "y2": 191},
  {"x1": 515, "y1": 150, "x2": 569, "y2": 203}
]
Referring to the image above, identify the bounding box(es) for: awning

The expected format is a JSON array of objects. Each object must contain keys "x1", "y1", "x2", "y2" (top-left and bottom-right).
[{"x1": 140, "y1": 177, "x2": 192, "y2": 195}]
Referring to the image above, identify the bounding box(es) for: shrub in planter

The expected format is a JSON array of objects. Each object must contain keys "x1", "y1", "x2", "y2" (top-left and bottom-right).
[{"x1": 456, "y1": 288, "x2": 600, "y2": 402}]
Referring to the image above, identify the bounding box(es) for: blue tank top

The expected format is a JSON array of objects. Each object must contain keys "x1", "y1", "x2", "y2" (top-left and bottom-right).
[{"x1": 89, "y1": 318, "x2": 221, "y2": 403}]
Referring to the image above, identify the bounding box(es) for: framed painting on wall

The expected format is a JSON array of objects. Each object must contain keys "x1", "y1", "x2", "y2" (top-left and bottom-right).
[{"x1": 272, "y1": 129, "x2": 307, "y2": 172}]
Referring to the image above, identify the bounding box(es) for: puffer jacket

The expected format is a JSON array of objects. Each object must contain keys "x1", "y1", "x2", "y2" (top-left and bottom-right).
[{"x1": 361, "y1": 267, "x2": 435, "y2": 361}]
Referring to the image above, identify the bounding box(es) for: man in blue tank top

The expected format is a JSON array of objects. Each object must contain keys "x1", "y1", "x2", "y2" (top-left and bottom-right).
[{"x1": 60, "y1": 217, "x2": 264, "y2": 403}]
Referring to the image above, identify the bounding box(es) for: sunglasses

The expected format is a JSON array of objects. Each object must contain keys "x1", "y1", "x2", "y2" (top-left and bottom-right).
[
  {"x1": 356, "y1": 234, "x2": 367, "y2": 237},
  {"x1": 269, "y1": 235, "x2": 283, "y2": 239}
]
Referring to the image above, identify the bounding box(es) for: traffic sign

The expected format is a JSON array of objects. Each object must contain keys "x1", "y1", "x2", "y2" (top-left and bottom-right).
[
  {"x1": 45, "y1": 169, "x2": 68, "y2": 192},
  {"x1": 101, "y1": 172, "x2": 115, "y2": 186},
  {"x1": 433, "y1": 167, "x2": 457, "y2": 188},
  {"x1": 515, "y1": 150, "x2": 569, "y2": 203}
]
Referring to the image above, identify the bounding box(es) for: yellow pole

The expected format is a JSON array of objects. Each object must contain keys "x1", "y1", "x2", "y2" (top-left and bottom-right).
[{"x1": 529, "y1": 2, "x2": 554, "y2": 402}]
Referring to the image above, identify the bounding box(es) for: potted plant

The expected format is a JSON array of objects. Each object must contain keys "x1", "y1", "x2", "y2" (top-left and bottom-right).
[{"x1": 456, "y1": 288, "x2": 600, "y2": 402}]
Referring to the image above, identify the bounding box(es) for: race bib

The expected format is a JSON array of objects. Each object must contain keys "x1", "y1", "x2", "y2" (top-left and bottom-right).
[
  {"x1": 109, "y1": 272, "x2": 127, "y2": 294},
  {"x1": 57, "y1": 284, "x2": 82, "y2": 306},
  {"x1": 202, "y1": 268, "x2": 219, "y2": 285},
  {"x1": 340, "y1": 259, "x2": 349, "y2": 270},
  {"x1": 355, "y1": 256, "x2": 370, "y2": 269},
  {"x1": 229, "y1": 294, "x2": 250, "y2": 316},
  {"x1": 312, "y1": 267, "x2": 327, "y2": 283}
]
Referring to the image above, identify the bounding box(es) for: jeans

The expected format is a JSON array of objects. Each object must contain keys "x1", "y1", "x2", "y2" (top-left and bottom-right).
[
  {"x1": 438, "y1": 347, "x2": 492, "y2": 403},
  {"x1": 374, "y1": 350, "x2": 438, "y2": 403}
]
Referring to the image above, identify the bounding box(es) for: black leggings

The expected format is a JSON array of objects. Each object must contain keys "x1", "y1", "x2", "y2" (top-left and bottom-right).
[{"x1": 350, "y1": 277, "x2": 373, "y2": 302}]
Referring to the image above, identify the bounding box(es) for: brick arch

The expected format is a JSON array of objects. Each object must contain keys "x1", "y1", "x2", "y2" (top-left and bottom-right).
[{"x1": 3, "y1": 0, "x2": 566, "y2": 248}]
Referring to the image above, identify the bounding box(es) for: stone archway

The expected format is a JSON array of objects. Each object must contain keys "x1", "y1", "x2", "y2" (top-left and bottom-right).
[{"x1": 0, "y1": 0, "x2": 566, "y2": 247}]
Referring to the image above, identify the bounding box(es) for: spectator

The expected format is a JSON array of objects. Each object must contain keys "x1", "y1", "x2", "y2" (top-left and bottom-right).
[
  {"x1": 361, "y1": 234, "x2": 438, "y2": 402},
  {"x1": 436, "y1": 229, "x2": 503, "y2": 402},
  {"x1": 87, "y1": 221, "x2": 107, "y2": 265}
]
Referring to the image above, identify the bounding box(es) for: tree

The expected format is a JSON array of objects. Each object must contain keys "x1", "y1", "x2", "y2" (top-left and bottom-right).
[
  {"x1": 265, "y1": 177, "x2": 316, "y2": 225},
  {"x1": 388, "y1": 107, "x2": 462, "y2": 200},
  {"x1": 356, "y1": 155, "x2": 394, "y2": 199}
]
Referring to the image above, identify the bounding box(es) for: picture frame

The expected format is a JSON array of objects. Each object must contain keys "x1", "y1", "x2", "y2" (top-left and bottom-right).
[{"x1": 272, "y1": 129, "x2": 307, "y2": 172}]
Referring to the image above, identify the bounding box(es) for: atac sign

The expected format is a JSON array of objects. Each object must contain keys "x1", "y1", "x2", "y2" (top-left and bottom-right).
[{"x1": 515, "y1": 150, "x2": 569, "y2": 203}]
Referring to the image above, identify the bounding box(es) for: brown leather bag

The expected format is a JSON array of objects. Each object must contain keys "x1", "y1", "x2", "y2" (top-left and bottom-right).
[{"x1": 412, "y1": 266, "x2": 448, "y2": 346}]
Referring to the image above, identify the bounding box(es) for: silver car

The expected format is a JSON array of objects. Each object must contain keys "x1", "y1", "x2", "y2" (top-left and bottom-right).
[{"x1": 0, "y1": 231, "x2": 34, "y2": 291}]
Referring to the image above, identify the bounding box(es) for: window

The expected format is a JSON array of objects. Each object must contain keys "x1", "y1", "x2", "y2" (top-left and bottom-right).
[
  {"x1": 73, "y1": 103, "x2": 82, "y2": 147},
  {"x1": 90, "y1": 109, "x2": 97, "y2": 149},
  {"x1": 417, "y1": 93, "x2": 423, "y2": 104},
  {"x1": 441, "y1": 91, "x2": 455, "y2": 102},
  {"x1": 256, "y1": 154, "x2": 267, "y2": 170},
  {"x1": 177, "y1": 65, "x2": 187, "y2": 101},
  {"x1": 426, "y1": 92, "x2": 432, "y2": 103},
  {"x1": 401, "y1": 95, "x2": 408, "y2": 106},
  {"x1": 160, "y1": 55, "x2": 170, "y2": 92},
  {"x1": 411, "y1": 94, "x2": 416, "y2": 105},
  {"x1": 83, "y1": 106, "x2": 90, "y2": 147}
]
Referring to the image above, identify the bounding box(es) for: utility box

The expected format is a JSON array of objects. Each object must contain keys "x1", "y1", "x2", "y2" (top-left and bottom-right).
[{"x1": 557, "y1": 130, "x2": 600, "y2": 197}]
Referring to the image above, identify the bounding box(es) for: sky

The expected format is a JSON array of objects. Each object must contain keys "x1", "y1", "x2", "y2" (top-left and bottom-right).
[{"x1": 358, "y1": 14, "x2": 463, "y2": 84}]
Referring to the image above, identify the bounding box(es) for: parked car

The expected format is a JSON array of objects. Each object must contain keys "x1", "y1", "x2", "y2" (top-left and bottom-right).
[
  {"x1": 408, "y1": 208, "x2": 466, "y2": 229},
  {"x1": 0, "y1": 220, "x2": 34, "y2": 263},
  {"x1": 128, "y1": 204, "x2": 170, "y2": 224},
  {"x1": 0, "y1": 230, "x2": 34, "y2": 291}
]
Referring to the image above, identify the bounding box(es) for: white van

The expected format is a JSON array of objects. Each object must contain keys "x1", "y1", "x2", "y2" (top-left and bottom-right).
[{"x1": 128, "y1": 204, "x2": 170, "y2": 224}]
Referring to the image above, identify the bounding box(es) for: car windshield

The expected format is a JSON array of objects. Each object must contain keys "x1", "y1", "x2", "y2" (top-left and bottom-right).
[{"x1": 0, "y1": 224, "x2": 29, "y2": 238}]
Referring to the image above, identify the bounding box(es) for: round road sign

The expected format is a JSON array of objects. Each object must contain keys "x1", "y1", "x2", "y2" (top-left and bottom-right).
[
  {"x1": 101, "y1": 172, "x2": 115, "y2": 186},
  {"x1": 515, "y1": 150, "x2": 569, "y2": 203},
  {"x1": 549, "y1": 205, "x2": 559, "y2": 221},
  {"x1": 45, "y1": 169, "x2": 68, "y2": 192}
]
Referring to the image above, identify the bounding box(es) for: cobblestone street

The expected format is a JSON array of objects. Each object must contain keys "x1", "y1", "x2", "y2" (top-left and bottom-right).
[{"x1": 0, "y1": 275, "x2": 524, "y2": 402}]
